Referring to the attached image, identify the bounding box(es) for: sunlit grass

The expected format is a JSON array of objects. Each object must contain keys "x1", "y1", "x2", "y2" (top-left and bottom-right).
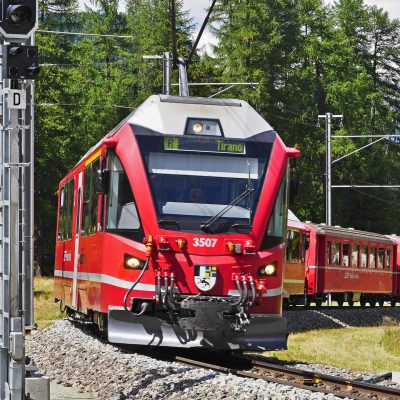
[
  {"x1": 263, "y1": 324, "x2": 400, "y2": 372},
  {"x1": 34, "y1": 277, "x2": 64, "y2": 329},
  {"x1": 381, "y1": 317, "x2": 400, "y2": 357}
]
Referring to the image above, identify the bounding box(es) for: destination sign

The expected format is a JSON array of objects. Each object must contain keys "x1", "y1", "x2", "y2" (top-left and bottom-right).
[{"x1": 163, "y1": 137, "x2": 246, "y2": 154}]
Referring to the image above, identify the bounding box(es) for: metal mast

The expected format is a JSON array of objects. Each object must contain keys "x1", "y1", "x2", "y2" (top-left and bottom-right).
[
  {"x1": 0, "y1": 0, "x2": 39, "y2": 397},
  {"x1": 318, "y1": 113, "x2": 343, "y2": 226}
]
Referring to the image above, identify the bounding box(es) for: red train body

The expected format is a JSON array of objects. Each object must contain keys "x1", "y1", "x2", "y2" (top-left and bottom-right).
[
  {"x1": 284, "y1": 217, "x2": 400, "y2": 307},
  {"x1": 54, "y1": 95, "x2": 299, "y2": 350}
]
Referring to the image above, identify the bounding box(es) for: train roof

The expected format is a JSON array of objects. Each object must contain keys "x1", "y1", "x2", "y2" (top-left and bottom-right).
[
  {"x1": 77, "y1": 95, "x2": 275, "y2": 167},
  {"x1": 125, "y1": 95, "x2": 274, "y2": 139},
  {"x1": 305, "y1": 223, "x2": 394, "y2": 244},
  {"x1": 287, "y1": 210, "x2": 305, "y2": 230}
]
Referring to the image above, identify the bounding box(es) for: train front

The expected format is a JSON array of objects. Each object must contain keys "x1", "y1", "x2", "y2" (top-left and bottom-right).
[{"x1": 107, "y1": 95, "x2": 299, "y2": 351}]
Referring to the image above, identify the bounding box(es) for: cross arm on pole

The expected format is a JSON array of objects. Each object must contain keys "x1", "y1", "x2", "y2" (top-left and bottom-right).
[{"x1": 332, "y1": 136, "x2": 386, "y2": 164}]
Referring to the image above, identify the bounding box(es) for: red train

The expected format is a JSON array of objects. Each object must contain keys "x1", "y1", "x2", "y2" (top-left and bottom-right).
[
  {"x1": 284, "y1": 213, "x2": 400, "y2": 307},
  {"x1": 54, "y1": 94, "x2": 300, "y2": 350}
]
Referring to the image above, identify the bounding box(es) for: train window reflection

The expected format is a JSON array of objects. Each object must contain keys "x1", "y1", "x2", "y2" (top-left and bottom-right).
[
  {"x1": 369, "y1": 247, "x2": 376, "y2": 268},
  {"x1": 360, "y1": 246, "x2": 367, "y2": 268},
  {"x1": 148, "y1": 152, "x2": 265, "y2": 232},
  {"x1": 58, "y1": 178, "x2": 74, "y2": 241},
  {"x1": 286, "y1": 229, "x2": 300, "y2": 263},
  {"x1": 267, "y1": 177, "x2": 286, "y2": 243},
  {"x1": 106, "y1": 153, "x2": 140, "y2": 231},
  {"x1": 386, "y1": 249, "x2": 391, "y2": 270},
  {"x1": 332, "y1": 242, "x2": 341, "y2": 266},
  {"x1": 82, "y1": 159, "x2": 99, "y2": 236},
  {"x1": 326, "y1": 241, "x2": 331, "y2": 265},
  {"x1": 378, "y1": 248, "x2": 384, "y2": 269},
  {"x1": 343, "y1": 243, "x2": 349, "y2": 267},
  {"x1": 352, "y1": 244, "x2": 359, "y2": 267}
]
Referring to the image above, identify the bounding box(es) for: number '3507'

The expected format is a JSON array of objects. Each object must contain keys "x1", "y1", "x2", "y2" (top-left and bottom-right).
[{"x1": 193, "y1": 238, "x2": 218, "y2": 247}]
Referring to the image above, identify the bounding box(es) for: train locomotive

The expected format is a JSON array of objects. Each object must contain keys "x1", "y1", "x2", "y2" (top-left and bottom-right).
[
  {"x1": 284, "y1": 214, "x2": 400, "y2": 307},
  {"x1": 54, "y1": 95, "x2": 300, "y2": 350}
]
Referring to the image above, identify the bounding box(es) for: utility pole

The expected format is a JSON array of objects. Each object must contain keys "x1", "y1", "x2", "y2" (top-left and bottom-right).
[
  {"x1": 318, "y1": 112, "x2": 400, "y2": 227},
  {"x1": 0, "y1": 0, "x2": 40, "y2": 398},
  {"x1": 143, "y1": 52, "x2": 171, "y2": 95},
  {"x1": 318, "y1": 113, "x2": 343, "y2": 226}
]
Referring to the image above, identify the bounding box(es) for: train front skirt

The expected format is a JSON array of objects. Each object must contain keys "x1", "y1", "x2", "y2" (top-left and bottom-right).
[{"x1": 108, "y1": 308, "x2": 288, "y2": 351}]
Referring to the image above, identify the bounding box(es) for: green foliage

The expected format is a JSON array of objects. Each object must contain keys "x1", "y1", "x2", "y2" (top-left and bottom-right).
[{"x1": 35, "y1": 0, "x2": 400, "y2": 273}]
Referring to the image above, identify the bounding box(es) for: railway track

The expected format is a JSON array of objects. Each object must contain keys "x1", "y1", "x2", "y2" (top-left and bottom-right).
[{"x1": 176, "y1": 355, "x2": 400, "y2": 400}]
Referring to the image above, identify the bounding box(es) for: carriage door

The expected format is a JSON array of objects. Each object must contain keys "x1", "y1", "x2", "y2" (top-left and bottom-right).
[
  {"x1": 55, "y1": 178, "x2": 75, "y2": 305},
  {"x1": 76, "y1": 154, "x2": 102, "y2": 312},
  {"x1": 72, "y1": 172, "x2": 83, "y2": 308}
]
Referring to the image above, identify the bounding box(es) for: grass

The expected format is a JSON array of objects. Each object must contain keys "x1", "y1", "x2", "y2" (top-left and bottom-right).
[
  {"x1": 381, "y1": 317, "x2": 400, "y2": 357},
  {"x1": 263, "y1": 322, "x2": 400, "y2": 372},
  {"x1": 34, "y1": 277, "x2": 64, "y2": 329}
]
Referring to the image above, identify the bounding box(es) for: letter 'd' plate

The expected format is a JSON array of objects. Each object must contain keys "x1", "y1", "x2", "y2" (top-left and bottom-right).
[{"x1": 8, "y1": 90, "x2": 26, "y2": 110}]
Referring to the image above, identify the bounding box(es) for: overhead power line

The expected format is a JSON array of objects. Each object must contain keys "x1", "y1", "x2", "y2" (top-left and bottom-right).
[
  {"x1": 37, "y1": 29, "x2": 135, "y2": 39},
  {"x1": 32, "y1": 102, "x2": 132, "y2": 109}
]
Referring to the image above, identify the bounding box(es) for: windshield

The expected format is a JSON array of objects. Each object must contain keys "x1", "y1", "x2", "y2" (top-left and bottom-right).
[{"x1": 136, "y1": 132, "x2": 273, "y2": 233}]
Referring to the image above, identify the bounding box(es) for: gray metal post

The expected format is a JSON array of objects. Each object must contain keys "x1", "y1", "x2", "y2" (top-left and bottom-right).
[
  {"x1": 9, "y1": 100, "x2": 24, "y2": 400},
  {"x1": 326, "y1": 113, "x2": 332, "y2": 226},
  {"x1": 23, "y1": 37, "x2": 34, "y2": 330},
  {"x1": 0, "y1": 41, "x2": 35, "y2": 400},
  {"x1": 318, "y1": 112, "x2": 343, "y2": 227},
  {"x1": 162, "y1": 52, "x2": 170, "y2": 96},
  {"x1": 178, "y1": 58, "x2": 189, "y2": 97}
]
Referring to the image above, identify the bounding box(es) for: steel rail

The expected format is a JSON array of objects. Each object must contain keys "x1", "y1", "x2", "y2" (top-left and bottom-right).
[{"x1": 175, "y1": 355, "x2": 400, "y2": 400}]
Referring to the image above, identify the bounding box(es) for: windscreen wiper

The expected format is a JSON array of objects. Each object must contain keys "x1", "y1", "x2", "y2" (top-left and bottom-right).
[
  {"x1": 158, "y1": 219, "x2": 180, "y2": 227},
  {"x1": 200, "y1": 188, "x2": 254, "y2": 232}
]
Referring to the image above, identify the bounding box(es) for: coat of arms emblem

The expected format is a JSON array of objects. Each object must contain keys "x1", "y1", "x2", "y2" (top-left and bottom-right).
[{"x1": 194, "y1": 265, "x2": 217, "y2": 291}]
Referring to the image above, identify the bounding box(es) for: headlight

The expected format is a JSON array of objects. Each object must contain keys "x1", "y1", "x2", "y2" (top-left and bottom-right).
[
  {"x1": 192, "y1": 122, "x2": 204, "y2": 133},
  {"x1": 265, "y1": 264, "x2": 276, "y2": 275},
  {"x1": 258, "y1": 263, "x2": 277, "y2": 277},
  {"x1": 124, "y1": 254, "x2": 144, "y2": 270}
]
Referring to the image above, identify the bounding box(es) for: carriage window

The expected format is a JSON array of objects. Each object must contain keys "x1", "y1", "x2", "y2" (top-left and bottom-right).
[
  {"x1": 106, "y1": 152, "x2": 141, "y2": 232},
  {"x1": 369, "y1": 247, "x2": 376, "y2": 268},
  {"x1": 343, "y1": 243, "x2": 350, "y2": 267},
  {"x1": 352, "y1": 245, "x2": 359, "y2": 267},
  {"x1": 326, "y1": 241, "x2": 331, "y2": 265},
  {"x1": 360, "y1": 246, "x2": 367, "y2": 268},
  {"x1": 82, "y1": 159, "x2": 100, "y2": 236},
  {"x1": 378, "y1": 248, "x2": 384, "y2": 269},
  {"x1": 58, "y1": 178, "x2": 74, "y2": 241},
  {"x1": 386, "y1": 249, "x2": 391, "y2": 270},
  {"x1": 286, "y1": 230, "x2": 300, "y2": 263},
  {"x1": 332, "y1": 242, "x2": 341, "y2": 266}
]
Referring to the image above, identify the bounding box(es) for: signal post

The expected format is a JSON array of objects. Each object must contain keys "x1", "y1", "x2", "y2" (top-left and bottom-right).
[{"x1": 0, "y1": 0, "x2": 40, "y2": 399}]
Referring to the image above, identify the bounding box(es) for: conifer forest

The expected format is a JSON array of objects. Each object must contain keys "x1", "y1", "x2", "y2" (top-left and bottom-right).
[{"x1": 36, "y1": 0, "x2": 400, "y2": 274}]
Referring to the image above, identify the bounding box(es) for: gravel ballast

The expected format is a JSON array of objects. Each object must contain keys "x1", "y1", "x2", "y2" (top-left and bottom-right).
[
  {"x1": 27, "y1": 320, "x2": 341, "y2": 400},
  {"x1": 26, "y1": 307, "x2": 400, "y2": 399},
  {"x1": 284, "y1": 306, "x2": 400, "y2": 332}
]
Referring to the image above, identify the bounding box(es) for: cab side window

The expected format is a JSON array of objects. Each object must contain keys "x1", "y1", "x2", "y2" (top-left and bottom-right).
[
  {"x1": 82, "y1": 159, "x2": 100, "y2": 236},
  {"x1": 106, "y1": 152, "x2": 142, "y2": 240},
  {"x1": 58, "y1": 178, "x2": 74, "y2": 241}
]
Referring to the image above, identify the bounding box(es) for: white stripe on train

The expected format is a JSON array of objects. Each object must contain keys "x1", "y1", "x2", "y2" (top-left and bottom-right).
[{"x1": 54, "y1": 269, "x2": 282, "y2": 298}]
